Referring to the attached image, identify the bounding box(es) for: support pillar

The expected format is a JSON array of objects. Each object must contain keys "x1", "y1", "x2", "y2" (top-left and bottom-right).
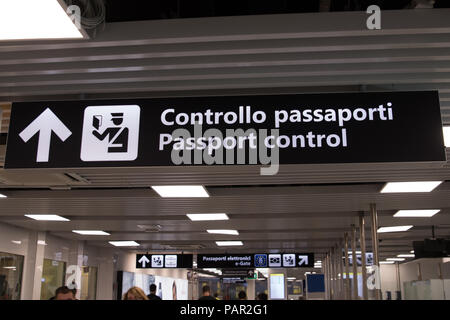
[
  {"x1": 370, "y1": 203, "x2": 382, "y2": 300},
  {"x1": 359, "y1": 213, "x2": 368, "y2": 300},
  {"x1": 351, "y1": 224, "x2": 358, "y2": 300},
  {"x1": 344, "y1": 232, "x2": 351, "y2": 300},
  {"x1": 338, "y1": 241, "x2": 345, "y2": 299}
]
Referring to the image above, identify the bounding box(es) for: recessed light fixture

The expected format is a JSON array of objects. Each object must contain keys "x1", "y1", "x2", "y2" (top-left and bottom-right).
[
  {"x1": 377, "y1": 225, "x2": 413, "y2": 233},
  {"x1": 397, "y1": 254, "x2": 415, "y2": 258},
  {"x1": 0, "y1": 0, "x2": 85, "y2": 41},
  {"x1": 380, "y1": 181, "x2": 443, "y2": 193},
  {"x1": 207, "y1": 229, "x2": 239, "y2": 235},
  {"x1": 380, "y1": 261, "x2": 395, "y2": 264},
  {"x1": 25, "y1": 214, "x2": 69, "y2": 221},
  {"x1": 216, "y1": 241, "x2": 243, "y2": 246},
  {"x1": 11, "y1": 240, "x2": 22, "y2": 245},
  {"x1": 410, "y1": 250, "x2": 415, "y2": 254},
  {"x1": 0, "y1": 193, "x2": 7, "y2": 198},
  {"x1": 386, "y1": 258, "x2": 405, "y2": 262},
  {"x1": 72, "y1": 230, "x2": 110, "y2": 236},
  {"x1": 151, "y1": 185, "x2": 209, "y2": 197},
  {"x1": 37, "y1": 240, "x2": 47, "y2": 246},
  {"x1": 393, "y1": 209, "x2": 440, "y2": 218},
  {"x1": 109, "y1": 241, "x2": 140, "y2": 247},
  {"x1": 187, "y1": 213, "x2": 229, "y2": 221}
]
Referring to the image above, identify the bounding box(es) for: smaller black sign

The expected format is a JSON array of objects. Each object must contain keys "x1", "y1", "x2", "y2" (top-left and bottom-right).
[
  {"x1": 346, "y1": 252, "x2": 373, "y2": 266},
  {"x1": 221, "y1": 269, "x2": 254, "y2": 278},
  {"x1": 136, "y1": 254, "x2": 193, "y2": 268}
]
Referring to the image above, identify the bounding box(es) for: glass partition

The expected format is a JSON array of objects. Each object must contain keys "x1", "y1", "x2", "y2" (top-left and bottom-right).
[
  {"x1": 40, "y1": 259, "x2": 66, "y2": 300},
  {"x1": 0, "y1": 252, "x2": 24, "y2": 300},
  {"x1": 81, "y1": 266, "x2": 98, "y2": 300}
]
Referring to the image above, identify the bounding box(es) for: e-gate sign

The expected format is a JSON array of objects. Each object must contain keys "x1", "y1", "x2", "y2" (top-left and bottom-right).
[{"x1": 4, "y1": 91, "x2": 445, "y2": 169}]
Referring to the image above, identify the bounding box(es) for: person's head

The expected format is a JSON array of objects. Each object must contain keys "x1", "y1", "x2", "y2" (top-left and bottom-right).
[
  {"x1": 257, "y1": 292, "x2": 268, "y2": 300},
  {"x1": 54, "y1": 286, "x2": 75, "y2": 300},
  {"x1": 149, "y1": 284, "x2": 157, "y2": 294},
  {"x1": 123, "y1": 287, "x2": 148, "y2": 300},
  {"x1": 111, "y1": 113, "x2": 124, "y2": 126},
  {"x1": 238, "y1": 290, "x2": 247, "y2": 300},
  {"x1": 202, "y1": 285, "x2": 211, "y2": 296}
]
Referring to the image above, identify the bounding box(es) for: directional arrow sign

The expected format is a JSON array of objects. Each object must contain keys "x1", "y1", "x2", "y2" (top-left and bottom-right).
[
  {"x1": 138, "y1": 255, "x2": 150, "y2": 268},
  {"x1": 298, "y1": 255, "x2": 309, "y2": 266},
  {"x1": 19, "y1": 108, "x2": 72, "y2": 162}
]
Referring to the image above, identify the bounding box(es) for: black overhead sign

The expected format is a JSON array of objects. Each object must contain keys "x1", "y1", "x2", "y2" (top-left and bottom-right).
[
  {"x1": 197, "y1": 253, "x2": 314, "y2": 269},
  {"x1": 136, "y1": 254, "x2": 193, "y2": 269},
  {"x1": 5, "y1": 91, "x2": 445, "y2": 169}
]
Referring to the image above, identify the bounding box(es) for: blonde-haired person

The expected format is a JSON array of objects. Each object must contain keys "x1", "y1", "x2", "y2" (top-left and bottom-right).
[{"x1": 123, "y1": 287, "x2": 149, "y2": 300}]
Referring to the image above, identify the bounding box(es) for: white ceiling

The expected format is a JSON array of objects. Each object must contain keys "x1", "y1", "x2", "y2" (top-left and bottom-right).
[{"x1": 1, "y1": 9, "x2": 450, "y2": 262}]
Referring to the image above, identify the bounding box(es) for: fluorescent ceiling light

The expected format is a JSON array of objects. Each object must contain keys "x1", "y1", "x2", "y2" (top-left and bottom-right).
[
  {"x1": 0, "y1": 0, "x2": 84, "y2": 41},
  {"x1": 394, "y1": 209, "x2": 440, "y2": 217},
  {"x1": 72, "y1": 230, "x2": 110, "y2": 236},
  {"x1": 3, "y1": 267, "x2": 16, "y2": 270},
  {"x1": 397, "y1": 254, "x2": 415, "y2": 258},
  {"x1": 109, "y1": 241, "x2": 140, "y2": 247},
  {"x1": 287, "y1": 277, "x2": 296, "y2": 280},
  {"x1": 37, "y1": 240, "x2": 47, "y2": 246},
  {"x1": 207, "y1": 229, "x2": 239, "y2": 235},
  {"x1": 316, "y1": 260, "x2": 322, "y2": 263},
  {"x1": 443, "y1": 126, "x2": 450, "y2": 147},
  {"x1": 187, "y1": 213, "x2": 229, "y2": 221},
  {"x1": 348, "y1": 251, "x2": 362, "y2": 254},
  {"x1": 387, "y1": 258, "x2": 406, "y2": 262},
  {"x1": 152, "y1": 185, "x2": 209, "y2": 197},
  {"x1": 0, "y1": 193, "x2": 7, "y2": 198},
  {"x1": 377, "y1": 225, "x2": 413, "y2": 233},
  {"x1": 11, "y1": 240, "x2": 21, "y2": 245},
  {"x1": 381, "y1": 181, "x2": 442, "y2": 193},
  {"x1": 216, "y1": 241, "x2": 243, "y2": 246},
  {"x1": 25, "y1": 214, "x2": 69, "y2": 221},
  {"x1": 380, "y1": 261, "x2": 395, "y2": 264},
  {"x1": 410, "y1": 250, "x2": 415, "y2": 254}
]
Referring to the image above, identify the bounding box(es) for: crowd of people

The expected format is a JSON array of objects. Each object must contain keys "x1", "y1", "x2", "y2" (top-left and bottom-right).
[{"x1": 49, "y1": 284, "x2": 268, "y2": 300}]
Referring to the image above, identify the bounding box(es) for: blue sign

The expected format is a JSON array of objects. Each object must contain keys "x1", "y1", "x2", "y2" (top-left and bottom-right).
[{"x1": 254, "y1": 254, "x2": 268, "y2": 267}]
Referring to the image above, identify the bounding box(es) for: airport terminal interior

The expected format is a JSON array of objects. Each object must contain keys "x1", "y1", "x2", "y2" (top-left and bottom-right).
[{"x1": 1, "y1": 0, "x2": 450, "y2": 301}]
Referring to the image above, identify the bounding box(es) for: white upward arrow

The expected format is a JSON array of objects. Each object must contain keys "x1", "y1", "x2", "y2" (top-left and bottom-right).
[
  {"x1": 138, "y1": 255, "x2": 150, "y2": 268},
  {"x1": 298, "y1": 255, "x2": 308, "y2": 266},
  {"x1": 19, "y1": 108, "x2": 72, "y2": 162}
]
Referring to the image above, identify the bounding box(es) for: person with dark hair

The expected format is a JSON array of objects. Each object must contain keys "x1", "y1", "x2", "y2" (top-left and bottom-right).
[
  {"x1": 147, "y1": 283, "x2": 161, "y2": 300},
  {"x1": 256, "y1": 292, "x2": 268, "y2": 300},
  {"x1": 54, "y1": 286, "x2": 75, "y2": 300},
  {"x1": 238, "y1": 290, "x2": 247, "y2": 300},
  {"x1": 198, "y1": 285, "x2": 216, "y2": 300}
]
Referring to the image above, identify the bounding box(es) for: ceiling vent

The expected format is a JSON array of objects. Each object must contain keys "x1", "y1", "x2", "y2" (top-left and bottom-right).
[{"x1": 137, "y1": 224, "x2": 162, "y2": 233}]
